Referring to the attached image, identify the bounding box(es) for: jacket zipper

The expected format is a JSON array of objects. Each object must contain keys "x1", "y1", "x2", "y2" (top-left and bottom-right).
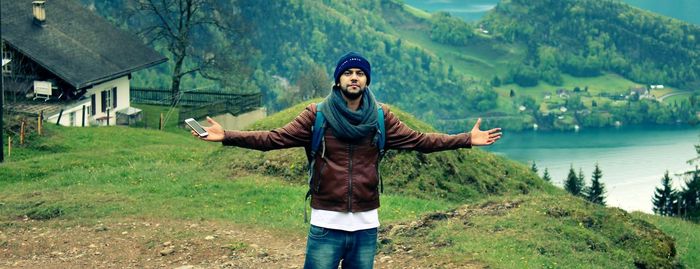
[
  {"x1": 347, "y1": 144, "x2": 354, "y2": 212},
  {"x1": 315, "y1": 160, "x2": 326, "y2": 193}
]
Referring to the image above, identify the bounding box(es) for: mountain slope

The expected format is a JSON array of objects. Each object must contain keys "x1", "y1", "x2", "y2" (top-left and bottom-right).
[{"x1": 482, "y1": 0, "x2": 700, "y2": 88}]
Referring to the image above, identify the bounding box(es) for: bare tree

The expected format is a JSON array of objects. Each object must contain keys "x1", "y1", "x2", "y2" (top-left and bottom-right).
[
  {"x1": 130, "y1": 0, "x2": 254, "y2": 105},
  {"x1": 296, "y1": 65, "x2": 329, "y2": 100}
]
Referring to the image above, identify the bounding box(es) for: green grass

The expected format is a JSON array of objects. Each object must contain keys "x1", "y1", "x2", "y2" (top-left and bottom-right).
[
  {"x1": 390, "y1": 25, "x2": 519, "y2": 79},
  {"x1": 632, "y1": 213, "x2": 700, "y2": 267},
  {"x1": 402, "y1": 4, "x2": 431, "y2": 20},
  {"x1": 381, "y1": 4, "x2": 522, "y2": 79},
  {"x1": 385, "y1": 194, "x2": 682, "y2": 269},
  {"x1": 495, "y1": 73, "x2": 640, "y2": 104},
  {"x1": 131, "y1": 103, "x2": 182, "y2": 131},
  {"x1": 664, "y1": 92, "x2": 692, "y2": 105},
  {"x1": 0, "y1": 123, "x2": 456, "y2": 234}
]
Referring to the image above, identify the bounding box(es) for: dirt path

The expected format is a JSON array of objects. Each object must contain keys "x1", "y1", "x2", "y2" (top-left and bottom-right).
[
  {"x1": 1, "y1": 218, "x2": 482, "y2": 268},
  {"x1": 1, "y1": 218, "x2": 305, "y2": 269}
]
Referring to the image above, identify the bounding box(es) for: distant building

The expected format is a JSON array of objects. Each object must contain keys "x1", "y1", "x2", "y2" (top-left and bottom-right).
[
  {"x1": 556, "y1": 89, "x2": 569, "y2": 98},
  {"x1": 629, "y1": 86, "x2": 652, "y2": 99},
  {"x1": 630, "y1": 87, "x2": 648, "y2": 96},
  {"x1": 1, "y1": 0, "x2": 167, "y2": 126}
]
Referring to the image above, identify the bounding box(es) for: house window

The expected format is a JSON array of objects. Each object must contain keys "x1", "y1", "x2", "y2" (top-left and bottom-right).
[
  {"x1": 100, "y1": 87, "x2": 118, "y2": 113},
  {"x1": 69, "y1": 111, "x2": 76, "y2": 126},
  {"x1": 91, "y1": 95, "x2": 96, "y2": 115},
  {"x1": 1, "y1": 42, "x2": 12, "y2": 74}
]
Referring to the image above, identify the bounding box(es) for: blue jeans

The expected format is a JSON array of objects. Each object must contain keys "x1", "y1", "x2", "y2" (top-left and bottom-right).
[{"x1": 303, "y1": 225, "x2": 378, "y2": 269}]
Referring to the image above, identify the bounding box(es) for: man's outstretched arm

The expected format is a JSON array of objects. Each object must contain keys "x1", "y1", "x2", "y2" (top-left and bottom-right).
[
  {"x1": 191, "y1": 105, "x2": 316, "y2": 151},
  {"x1": 384, "y1": 105, "x2": 501, "y2": 152}
]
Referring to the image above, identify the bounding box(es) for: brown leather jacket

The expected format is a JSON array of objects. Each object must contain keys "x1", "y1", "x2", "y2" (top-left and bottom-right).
[{"x1": 222, "y1": 103, "x2": 472, "y2": 212}]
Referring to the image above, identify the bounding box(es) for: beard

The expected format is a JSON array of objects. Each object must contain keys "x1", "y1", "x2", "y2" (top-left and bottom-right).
[{"x1": 340, "y1": 85, "x2": 365, "y2": 100}]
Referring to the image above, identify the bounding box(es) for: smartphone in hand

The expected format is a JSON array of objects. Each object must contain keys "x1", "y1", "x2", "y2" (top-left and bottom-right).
[{"x1": 185, "y1": 118, "x2": 209, "y2": 137}]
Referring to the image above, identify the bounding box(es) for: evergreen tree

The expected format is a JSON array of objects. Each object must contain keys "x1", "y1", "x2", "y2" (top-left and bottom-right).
[
  {"x1": 678, "y1": 169, "x2": 700, "y2": 221},
  {"x1": 652, "y1": 171, "x2": 676, "y2": 216},
  {"x1": 542, "y1": 168, "x2": 551, "y2": 182},
  {"x1": 585, "y1": 163, "x2": 606, "y2": 205},
  {"x1": 564, "y1": 165, "x2": 584, "y2": 196},
  {"x1": 491, "y1": 75, "x2": 502, "y2": 87},
  {"x1": 531, "y1": 161, "x2": 538, "y2": 174}
]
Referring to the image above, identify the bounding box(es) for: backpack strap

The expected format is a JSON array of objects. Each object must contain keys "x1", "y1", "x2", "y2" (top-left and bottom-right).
[
  {"x1": 305, "y1": 102, "x2": 326, "y2": 223},
  {"x1": 376, "y1": 105, "x2": 386, "y2": 193},
  {"x1": 310, "y1": 102, "x2": 326, "y2": 160}
]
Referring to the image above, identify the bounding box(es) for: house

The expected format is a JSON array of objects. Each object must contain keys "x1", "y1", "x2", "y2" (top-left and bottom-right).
[
  {"x1": 556, "y1": 89, "x2": 569, "y2": 98},
  {"x1": 1, "y1": 0, "x2": 166, "y2": 126},
  {"x1": 630, "y1": 86, "x2": 648, "y2": 96}
]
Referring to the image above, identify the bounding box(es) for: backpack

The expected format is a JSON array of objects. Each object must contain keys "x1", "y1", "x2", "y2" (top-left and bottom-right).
[{"x1": 304, "y1": 102, "x2": 386, "y2": 222}]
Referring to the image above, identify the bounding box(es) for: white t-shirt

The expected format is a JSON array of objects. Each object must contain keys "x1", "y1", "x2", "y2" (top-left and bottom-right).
[{"x1": 310, "y1": 208, "x2": 379, "y2": 232}]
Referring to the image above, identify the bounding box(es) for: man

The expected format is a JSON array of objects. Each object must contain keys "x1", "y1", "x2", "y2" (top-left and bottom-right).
[{"x1": 192, "y1": 52, "x2": 501, "y2": 269}]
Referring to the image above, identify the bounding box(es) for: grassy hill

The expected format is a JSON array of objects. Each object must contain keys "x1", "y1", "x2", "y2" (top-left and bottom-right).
[{"x1": 2, "y1": 103, "x2": 698, "y2": 267}]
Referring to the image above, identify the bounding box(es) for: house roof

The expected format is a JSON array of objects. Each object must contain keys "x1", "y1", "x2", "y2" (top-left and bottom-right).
[{"x1": 1, "y1": 0, "x2": 167, "y2": 89}]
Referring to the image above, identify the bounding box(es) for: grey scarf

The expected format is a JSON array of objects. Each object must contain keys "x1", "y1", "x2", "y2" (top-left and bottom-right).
[{"x1": 320, "y1": 86, "x2": 378, "y2": 142}]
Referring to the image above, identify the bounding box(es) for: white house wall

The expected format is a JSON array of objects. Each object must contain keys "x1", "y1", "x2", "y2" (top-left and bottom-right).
[
  {"x1": 46, "y1": 101, "x2": 91, "y2": 127},
  {"x1": 47, "y1": 75, "x2": 131, "y2": 126},
  {"x1": 85, "y1": 75, "x2": 131, "y2": 126}
]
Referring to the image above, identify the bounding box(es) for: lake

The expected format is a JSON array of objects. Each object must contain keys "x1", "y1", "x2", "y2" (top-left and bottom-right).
[
  {"x1": 486, "y1": 125, "x2": 699, "y2": 213},
  {"x1": 403, "y1": 0, "x2": 700, "y2": 25}
]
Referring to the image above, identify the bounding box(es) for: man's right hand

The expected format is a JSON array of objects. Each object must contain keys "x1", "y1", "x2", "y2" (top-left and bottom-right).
[{"x1": 191, "y1": 116, "x2": 225, "y2": 142}]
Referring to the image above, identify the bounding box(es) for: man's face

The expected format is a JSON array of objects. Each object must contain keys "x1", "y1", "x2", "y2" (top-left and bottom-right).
[{"x1": 338, "y1": 68, "x2": 367, "y2": 100}]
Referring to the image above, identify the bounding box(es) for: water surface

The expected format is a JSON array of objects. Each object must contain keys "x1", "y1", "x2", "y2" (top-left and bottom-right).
[{"x1": 486, "y1": 125, "x2": 699, "y2": 213}]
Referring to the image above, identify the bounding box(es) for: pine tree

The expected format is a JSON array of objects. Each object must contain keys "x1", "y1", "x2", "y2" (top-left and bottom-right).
[
  {"x1": 564, "y1": 165, "x2": 584, "y2": 196},
  {"x1": 679, "y1": 169, "x2": 700, "y2": 221},
  {"x1": 531, "y1": 161, "x2": 538, "y2": 174},
  {"x1": 542, "y1": 168, "x2": 551, "y2": 182},
  {"x1": 585, "y1": 163, "x2": 606, "y2": 205},
  {"x1": 652, "y1": 171, "x2": 676, "y2": 216}
]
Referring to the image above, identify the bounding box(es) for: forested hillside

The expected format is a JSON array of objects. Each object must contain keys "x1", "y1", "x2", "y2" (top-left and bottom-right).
[
  {"x1": 81, "y1": 0, "x2": 699, "y2": 131},
  {"x1": 482, "y1": 0, "x2": 700, "y2": 89}
]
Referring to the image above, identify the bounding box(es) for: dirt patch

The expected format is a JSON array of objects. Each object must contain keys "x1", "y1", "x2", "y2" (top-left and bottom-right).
[
  {"x1": 0, "y1": 218, "x2": 305, "y2": 269},
  {"x1": 376, "y1": 200, "x2": 523, "y2": 269},
  {"x1": 0, "y1": 217, "x2": 485, "y2": 268}
]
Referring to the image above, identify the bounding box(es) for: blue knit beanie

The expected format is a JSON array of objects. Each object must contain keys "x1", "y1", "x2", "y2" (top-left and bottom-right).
[{"x1": 333, "y1": 52, "x2": 371, "y2": 86}]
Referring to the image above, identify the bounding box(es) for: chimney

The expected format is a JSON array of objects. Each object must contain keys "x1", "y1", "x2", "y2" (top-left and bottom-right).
[{"x1": 32, "y1": 1, "x2": 46, "y2": 26}]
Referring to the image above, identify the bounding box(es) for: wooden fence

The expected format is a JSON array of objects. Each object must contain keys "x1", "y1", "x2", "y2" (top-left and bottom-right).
[
  {"x1": 130, "y1": 87, "x2": 262, "y2": 123},
  {"x1": 130, "y1": 87, "x2": 261, "y2": 107}
]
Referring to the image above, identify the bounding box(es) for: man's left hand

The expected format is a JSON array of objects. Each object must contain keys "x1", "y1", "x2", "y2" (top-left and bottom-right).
[{"x1": 469, "y1": 118, "x2": 501, "y2": 146}]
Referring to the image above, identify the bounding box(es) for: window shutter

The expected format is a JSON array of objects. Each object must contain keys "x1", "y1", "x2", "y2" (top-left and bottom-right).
[
  {"x1": 112, "y1": 87, "x2": 117, "y2": 108},
  {"x1": 101, "y1": 91, "x2": 106, "y2": 112},
  {"x1": 91, "y1": 94, "x2": 96, "y2": 115}
]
